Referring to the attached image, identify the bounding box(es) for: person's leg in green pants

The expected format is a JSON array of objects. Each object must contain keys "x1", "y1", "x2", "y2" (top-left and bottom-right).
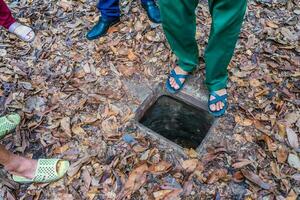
[{"x1": 159, "y1": 0, "x2": 247, "y2": 116}]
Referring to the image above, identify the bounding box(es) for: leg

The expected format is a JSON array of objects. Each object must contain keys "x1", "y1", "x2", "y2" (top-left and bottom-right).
[
  {"x1": 205, "y1": 0, "x2": 247, "y2": 114},
  {"x1": 0, "y1": 144, "x2": 37, "y2": 179},
  {"x1": 97, "y1": 0, "x2": 120, "y2": 20},
  {"x1": 159, "y1": 0, "x2": 199, "y2": 73},
  {"x1": 0, "y1": 0, "x2": 16, "y2": 29},
  {"x1": 205, "y1": 0, "x2": 247, "y2": 91},
  {"x1": 159, "y1": 0, "x2": 199, "y2": 92}
]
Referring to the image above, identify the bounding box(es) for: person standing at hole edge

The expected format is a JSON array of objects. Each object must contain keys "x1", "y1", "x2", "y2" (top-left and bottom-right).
[
  {"x1": 160, "y1": 0, "x2": 247, "y2": 117},
  {"x1": 0, "y1": 0, "x2": 35, "y2": 42},
  {"x1": 86, "y1": 0, "x2": 161, "y2": 40},
  {"x1": 0, "y1": 113, "x2": 69, "y2": 183}
]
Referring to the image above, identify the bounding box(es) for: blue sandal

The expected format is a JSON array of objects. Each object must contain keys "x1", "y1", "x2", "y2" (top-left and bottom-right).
[
  {"x1": 166, "y1": 69, "x2": 189, "y2": 94},
  {"x1": 208, "y1": 91, "x2": 228, "y2": 117}
]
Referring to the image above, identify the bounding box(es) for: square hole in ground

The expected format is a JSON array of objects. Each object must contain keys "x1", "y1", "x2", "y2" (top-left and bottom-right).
[{"x1": 139, "y1": 95, "x2": 214, "y2": 149}]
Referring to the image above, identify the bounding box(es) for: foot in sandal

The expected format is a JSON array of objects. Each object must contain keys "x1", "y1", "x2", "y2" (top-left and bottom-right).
[
  {"x1": 208, "y1": 89, "x2": 228, "y2": 117},
  {"x1": 8, "y1": 22, "x2": 35, "y2": 42},
  {"x1": 0, "y1": 113, "x2": 20, "y2": 139},
  {"x1": 10, "y1": 158, "x2": 69, "y2": 183}
]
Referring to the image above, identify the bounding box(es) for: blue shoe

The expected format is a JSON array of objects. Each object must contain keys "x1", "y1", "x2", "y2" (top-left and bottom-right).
[
  {"x1": 86, "y1": 17, "x2": 120, "y2": 40},
  {"x1": 208, "y1": 91, "x2": 228, "y2": 117},
  {"x1": 165, "y1": 69, "x2": 189, "y2": 94},
  {"x1": 142, "y1": 1, "x2": 161, "y2": 23}
]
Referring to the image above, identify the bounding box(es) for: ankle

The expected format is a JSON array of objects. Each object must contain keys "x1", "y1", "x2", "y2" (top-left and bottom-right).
[{"x1": 175, "y1": 66, "x2": 188, "y2": 74}]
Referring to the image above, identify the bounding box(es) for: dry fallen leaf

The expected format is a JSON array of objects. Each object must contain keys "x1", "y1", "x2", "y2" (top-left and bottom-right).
[
  {"x1": 286, "y1": 127, "x2": 299, "y2": 150},
  {"x1": 258, "y1": 134, "x2": 277, "y2": 151},
  {"x1": 233, "y1": 171, "x2": 244, "y2": 183},
  {"x1": 117, "y1": 164, "x2": 148, "y2": 200},
  {"x1": 270, "y1": 161, "x2": 281, "y2": 179},
  {"x1": 232, "y1": 159, "x2": 253, "y2": 169},
  {"x1": 288, "y1": 154, "x2": 300, "y2": 170},
  {"x1": 153, "y1": 190, "x2": 172, "y2": 200},
  {"x1": 277, "y1": 122, "x2": 286, "y2": 138},
  {"x1": 53, "y1": 144, "x2": 69, "y2": 154},
  {"x1": 286, "y1": 189, "x2": 298, "y2": 200},
  {"x1": 182, "y1": 159, "x2": 199, "y2": 173},
  {"x1": 57, "y1": 0, "x2": 73, "y2": 11},
  {"x1": 266, "y1": 21, "x2": 279, "y2": 29},
  {"x1": 149, "y1": 161, "x2": 172, "y2": 175},
  {"x1": 276, "y1": 145, "x2": 288, "y2": 164},
  {"x1": 60, "y1": 117, "x2": 72, "y2": 137},
  {"x1": 118, "y1": 65, "x2": 136, "y2": 77},
  {"x1": 241, "y1": 169, "x2": 273, "y2": 190},
  {"x1": 127, "y1": 50, "x2": 138, "y2": 61},
  {"x1": 72, "y1": 124, "x2": 87, "y2": 135},
  {"x1": 68, "y1": 156, "x2": 92, "y2": 177},
  {"x1": 206, "y1": 169, "x2": 228, "y2": 184}
]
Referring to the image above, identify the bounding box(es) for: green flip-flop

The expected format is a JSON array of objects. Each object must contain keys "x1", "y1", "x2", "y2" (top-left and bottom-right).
[
  {"x1": 0, "y1": 113, "x2": 21, "y2": 139},
  {"x1": 12, "y1": 159, "x2": 70, "y2": 184}
]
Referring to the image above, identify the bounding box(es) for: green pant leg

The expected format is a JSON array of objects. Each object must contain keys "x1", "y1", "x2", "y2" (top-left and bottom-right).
[
  {"x1": 159, "y1": 0, "x2": 199, "y2": 72},
  {"x1": 205, "y1": 0, "x2": 247, "y2": 91}
]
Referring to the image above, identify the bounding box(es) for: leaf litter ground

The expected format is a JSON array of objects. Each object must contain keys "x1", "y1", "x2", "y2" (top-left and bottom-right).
[{"x1": 0, "y1": 0, "x2": 299, "y2": 199}]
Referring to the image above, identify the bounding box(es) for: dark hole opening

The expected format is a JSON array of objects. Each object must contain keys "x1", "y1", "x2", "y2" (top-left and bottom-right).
[{"x1": 139, "y1": 95, "x2": 214, "y2": 149}]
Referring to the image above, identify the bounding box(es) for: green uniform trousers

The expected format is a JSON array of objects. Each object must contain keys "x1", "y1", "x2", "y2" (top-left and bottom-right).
[{"x1": 159, "y1": 0, "x2": 247, "y2": 91}]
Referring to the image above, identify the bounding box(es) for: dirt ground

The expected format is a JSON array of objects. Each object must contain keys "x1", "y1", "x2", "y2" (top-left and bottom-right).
[{"x1": 0, "y1": 0, "x2": 299, "y2": 199}]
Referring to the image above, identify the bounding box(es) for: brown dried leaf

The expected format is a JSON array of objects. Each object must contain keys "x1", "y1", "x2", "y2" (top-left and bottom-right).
[
  {"x1": 185, "y1": 148, "x2": 198, "y2": 158},
  {"x1": 232, "y1": 159, "x2": 253, "y2": 169},
  {"x1": 258, "y1": 134, "x2": 277, "y2": 152},
  {"x1": 149, "y1": 161, "x2": 172, "y2": 175},
  {"x1": 118, "y1": 65, "x2": 135, "y2": 77},
  {"x1": 118, "y1": 164, "x2": 148, "y2": 200},
  {"x1": 241, "y1": 169, "x2": 273, "y2": 190},
  {"x1": 277, "y1": 122, "x2": 286, "y2": 138},
  {"x1": 266, "y1": 21, "x2": 279, "y2": 29},
  {"x1": 270, "y1": 161, "x2": 281, "y2": 179},
  {"x1": 153, "y1": 190, "x2": 172, "y2": 200},
  {"x1": 60, "y1": 117, "x2": 72, "y2": 137},
  {"x1": 53, "y1": 144, "x2": 69, "y2": 154},
  {"x1": 276, "y1": 145, "x2": 288, "y2": 163},
  {"x1": 206, "y1": 169, "x2": 228, "y2": 184},
  {"x1": 182, "y1": 159, "x2": 199, "y2": 173},
  {"x1": 286, "y1": 189, "x2": 298, "y2": 200},
  {"x1": 162, "y1": 189, "x2": 182, "y2": 200},
  {"x1": 71, "y1": 124, "x2": 87, "y2": 136},
  {"x1": 233, "y1": 171, "x2": 244, "y2": 183},
  {"x1": 127, "y1": 50, "x2": 138, "y2": 61},
  {"x1": 67, "y1": 156, "x2": 92, "y2": 177},
  {"x1": 57, "y1": 0, "x2": 73, "y2": 11},
  {"x1": 82, "y1": 167, "x2": 92, "y2": 190}
]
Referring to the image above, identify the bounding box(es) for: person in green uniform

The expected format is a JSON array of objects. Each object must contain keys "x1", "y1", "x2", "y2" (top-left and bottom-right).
[{"x1": 160, "y1": 0, "x2": 247, "y2": 117}]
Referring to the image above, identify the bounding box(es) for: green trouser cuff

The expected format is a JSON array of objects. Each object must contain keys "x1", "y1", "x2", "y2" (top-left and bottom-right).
[
  {"x1": 178, "y1": 61, "x2": 197, "y2": 73},
  {"x1": 206, "y1": 78, "x2": 228, "y2": 92}
]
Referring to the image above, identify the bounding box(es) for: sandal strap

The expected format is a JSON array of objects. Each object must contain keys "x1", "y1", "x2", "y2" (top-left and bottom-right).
[
  {"x1": 209, "y1": 91, "x2": 228, "y2": 105},
  {"x1": 32, "y1": 159, "x2": 60, "y2": 182},
  {"x1": 0, "y1": 114, "x2": 20, "y2": 138},
  {"x1": 8, "y1": 22, "x2": 21, "y2": 33},
  {"x1": 170, "y1": 69, "x2": 188, "y2": 87}
]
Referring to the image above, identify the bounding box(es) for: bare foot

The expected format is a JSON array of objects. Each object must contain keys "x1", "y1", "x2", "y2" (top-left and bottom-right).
[
  {"x1": 5, "y1": 155, "x2": 37, "y2": 179},
  {"x1": 209, "y1": 89, "x2": 227, "y2": 112},
  {"x1": 168, "y1": 66, "x2": 188, "y2": 90}
]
